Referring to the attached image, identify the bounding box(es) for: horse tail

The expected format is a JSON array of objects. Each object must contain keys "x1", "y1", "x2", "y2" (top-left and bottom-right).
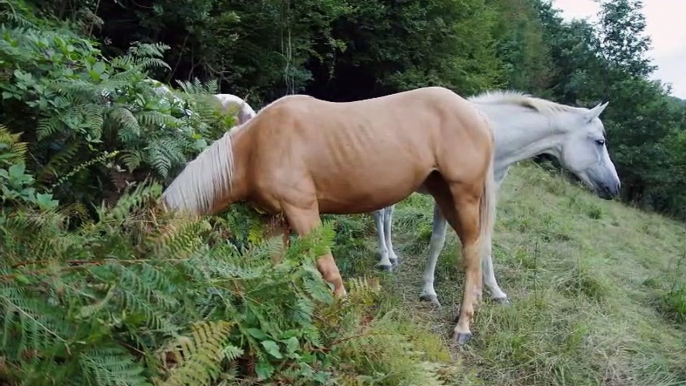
[{"x1": 477, "y1": 129, "x2": 497, "y2": 264}]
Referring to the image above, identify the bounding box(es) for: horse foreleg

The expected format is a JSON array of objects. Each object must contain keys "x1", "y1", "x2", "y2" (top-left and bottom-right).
[
  {"x1": 284, "y1": 204, "x2": 347, "y2": 297},
  {"x1": 373, "y1": 209, "x2": 393, "y2": 271},
  {"x1": 383, "y1": 205, "x2": 400, "y2": 266},
  {"x1": 427, "y1": 179, "x2": 483, "y2": 345},
  {"x1": 419, "y1": 203, "x2": 448, "y2": 306},
  {"x1": 451, "y1": 196, "x2": 483, "y2": 344}
]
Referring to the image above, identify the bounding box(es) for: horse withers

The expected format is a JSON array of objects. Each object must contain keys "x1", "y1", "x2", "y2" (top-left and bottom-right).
[{"x1": 160, "y1": 86, "x2": 497, "y2": 344}]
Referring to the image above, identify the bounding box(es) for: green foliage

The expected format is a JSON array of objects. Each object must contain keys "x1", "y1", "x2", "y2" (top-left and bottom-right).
[
  {"x1": 0, "y1": 124, "x2": 59, "y2": 210},
  {"x1": 1, "y1": 0, "x2": 685, "y2": 384},
  {"x1": 596, "y1": 0, "x2": 656, "y2": 78},
  {"x1": 0, "y1": 16, "x2": 231, "y2": 209},
  {"x1": 487, "y1": 0, "x2": 552, "y2": 94},
  {"x1": 0, "y1": 184, "x2": 462, "y2": 385}
]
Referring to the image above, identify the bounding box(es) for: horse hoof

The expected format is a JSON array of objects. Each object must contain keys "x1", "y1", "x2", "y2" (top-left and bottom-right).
[
  {"x1": 493, "y1": 297, "x2": 510, "y2": 305},
  {"x1": 419, "y1": 294, "x2": 441, "y2": 307},
  {"x1": 377, "y1": 264, "x2": 393, "y2": 273},
  {"x1": 454, "y1": 332, "x2": 472, "y2": 345}
]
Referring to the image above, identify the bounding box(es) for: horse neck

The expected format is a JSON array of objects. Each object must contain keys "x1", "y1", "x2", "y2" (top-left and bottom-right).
[{"x1": 475, "y1": 103, "x2": 570, "y2": 178}]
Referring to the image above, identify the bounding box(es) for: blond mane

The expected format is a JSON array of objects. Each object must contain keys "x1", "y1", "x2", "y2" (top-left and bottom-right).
[{"x1": 161, "y1": 94, "x2": 306, "y2": 215}]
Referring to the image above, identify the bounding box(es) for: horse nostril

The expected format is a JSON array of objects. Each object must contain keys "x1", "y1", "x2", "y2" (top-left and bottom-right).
[{"x1": 598, "y1": 185, "x2": 615, "y2": 199}]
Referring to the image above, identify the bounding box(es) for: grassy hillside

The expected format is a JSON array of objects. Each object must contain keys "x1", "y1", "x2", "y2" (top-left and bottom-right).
[{"x1": 332, "y1": 161, "x2": 686, "y2": 386}]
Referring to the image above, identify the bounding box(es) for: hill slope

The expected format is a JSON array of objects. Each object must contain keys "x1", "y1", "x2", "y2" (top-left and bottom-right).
[{"x1": 333, "y1": 161, "x2": 686, "y2": 386}]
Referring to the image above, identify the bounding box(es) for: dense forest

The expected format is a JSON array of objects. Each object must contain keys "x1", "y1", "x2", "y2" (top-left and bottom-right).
[{"x1": 0, "y1": 0, "x2": 684, "y2": 384}]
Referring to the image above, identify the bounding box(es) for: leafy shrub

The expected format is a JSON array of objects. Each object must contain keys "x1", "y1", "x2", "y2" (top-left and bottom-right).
[
  {"x1": 0, "y1": 124, "x2": 59, "y2": 211},
  {"x1": 0, "y1": 17, "x2": 231, "y2": 210}
]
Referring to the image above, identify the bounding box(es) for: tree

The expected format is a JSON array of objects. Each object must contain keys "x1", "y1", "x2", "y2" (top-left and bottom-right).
[
  {"x1": 306, "y1": 0, "x2": 504, "y2": 101},
  {"x1": 487, "y1": 0, "x2": 552, "y2": 95},
  {"x1": 596, "y1": 0, "x2": 656, "y2": 79}
]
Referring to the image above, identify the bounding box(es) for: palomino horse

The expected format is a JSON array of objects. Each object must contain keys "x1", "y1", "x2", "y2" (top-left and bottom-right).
[
  {"x1": 161, "y1": 86, "x2": 497, "y2": 344},
  {"x1": 372, "y1": 90, "x2": 621, "y2": 306}
]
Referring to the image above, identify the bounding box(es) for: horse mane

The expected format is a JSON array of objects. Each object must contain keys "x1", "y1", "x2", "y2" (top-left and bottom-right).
[
  {"x1": 161, "y1": 129, "x2": 237, "y2": 215},
  {"x1": 469, "y1": 90, "x2": 579, "y2": 117},
  {"x1": 161, "y1": 94, "x2": 307, "y2": 214}
]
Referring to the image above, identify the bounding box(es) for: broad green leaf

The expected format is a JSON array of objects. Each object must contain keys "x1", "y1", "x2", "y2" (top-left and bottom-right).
[
  {"x1": 246, "y1": 328, "x2": 269, "y2": 340},
  {"x1": 8, "y1": 163, "x2": 25, "y2": 178},
  {"x1": 285, "y1": 336, "x2": 299, "y2": 354},
  {"x1": 93, "y1": 61, "x2": 106, "y2": 74},
  {"x1": 255, "y1": 359, "x2": 274, "y2": 380},
  {"x1": 260, "y1": 340, "x2": 283, "y2": 359}
]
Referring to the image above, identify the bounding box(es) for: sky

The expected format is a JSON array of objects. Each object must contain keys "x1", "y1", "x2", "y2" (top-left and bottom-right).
[{"x1": 551, "y1": 0, "x2": 686, "y2": 99}]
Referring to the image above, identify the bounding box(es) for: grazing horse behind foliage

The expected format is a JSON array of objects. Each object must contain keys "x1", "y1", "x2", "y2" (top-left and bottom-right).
[
  {"x1": 147, "y1": 80, "x2": 257, "y2": 126},
  {"x1": 213, "y1": 93, "x2": 257, "y2": 125},
  {"x1": 371, "y1": 90, "x2": 621, "y2": 306},
  {"x1": 160, "y1": 86, "x2": 497, "y2": 344}
]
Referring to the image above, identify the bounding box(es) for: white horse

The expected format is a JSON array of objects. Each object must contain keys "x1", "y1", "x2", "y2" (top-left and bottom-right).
[
  {"x1": 146, "y1": 80, "x2": 257, "y2": 125},
  {"x1": 213, "y1": 93, "x2": 257, "y2": 125},
  {"x1": 373, "y1": 90, "x2": 621, "y2": 306}
]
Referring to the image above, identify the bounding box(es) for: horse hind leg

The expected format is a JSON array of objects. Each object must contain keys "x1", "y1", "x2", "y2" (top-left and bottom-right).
[
  {"x1": 481, "y1": 234, "x2": 510, "y2": 304},
  {"x1": 383, "y1": 205, "x2": 400, "y2": 267},
  {"x1": 419, "y1": 202, "x2": 448, "y2": 307},
  {"x1": 283, "y1": 202, "x2": 347, "y2": 297},
  {"x1": 448, "y1": 192, "x2": 483, "y2": 344},
  {"x1": 373, "y1": 209, "x2": 394, "y2": 272}
]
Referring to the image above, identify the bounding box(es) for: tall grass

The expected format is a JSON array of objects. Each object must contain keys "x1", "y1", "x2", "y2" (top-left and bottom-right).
[{"x1": 333, "y1": 161, "x2": 686, "y2": 386}]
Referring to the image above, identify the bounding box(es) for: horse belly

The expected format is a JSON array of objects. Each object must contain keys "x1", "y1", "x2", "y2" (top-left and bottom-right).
[{"x1": 313, "y1": 163, "x2": 428, "y2": 214}]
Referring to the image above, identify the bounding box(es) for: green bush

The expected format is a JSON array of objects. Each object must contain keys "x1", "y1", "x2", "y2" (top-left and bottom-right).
[{"x1": 0, "y1": 17, "x2": 230, "y2": 210}]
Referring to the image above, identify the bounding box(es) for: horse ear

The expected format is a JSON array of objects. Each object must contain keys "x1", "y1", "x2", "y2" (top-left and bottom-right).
[{"x1": 585, "y1": 101, "x2": 609, "y2": 122}]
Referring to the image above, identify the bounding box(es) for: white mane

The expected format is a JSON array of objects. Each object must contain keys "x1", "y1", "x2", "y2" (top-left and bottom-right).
[{"x1": 469, "y1": 90, "x2": 580, "y2": 117}]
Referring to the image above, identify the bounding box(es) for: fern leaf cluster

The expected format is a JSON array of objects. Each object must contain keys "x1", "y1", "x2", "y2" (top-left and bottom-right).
[{"x1": 0, "y1": 179, "x2": 460, "y2": 385}]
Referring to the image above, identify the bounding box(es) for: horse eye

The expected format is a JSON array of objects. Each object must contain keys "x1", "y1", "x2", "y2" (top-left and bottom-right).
[{"x1": 595, "y1": 139, "x2": 605, "y2": 146}]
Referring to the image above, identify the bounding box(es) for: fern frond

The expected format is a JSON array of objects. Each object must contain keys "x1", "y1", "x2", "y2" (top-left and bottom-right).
[
  {"x1": 0, "y1": 286, "x2": 74, "y2": 362},
  {"x1": 109, "y1": 107, "x2": 141, "y2": 141},
  {"x1": 136, "y1": 111, "x2": 181, "y2": 130},
  {"x1": 97, "y1": 181, "x2": 162, "y2": 222},
  {"x1": 0, "y1": 124, "x2": 27, "y2": 166},
  {"x1": 152, "y1": 217, "x2": 213, "y2": 259},
  {"x1": 36, "y1": 142, "x2": 81, "y2": 185},
  {"x1": 145, "y1": 138, "x2": 185, "y2": 178},
  {"x1": 156, "y1": 320, "x2": 234, "y2": 386},
  {"x1": 36, "y1": 116, "x2": 66, "y2": 140},
  {"x1": 175, "y1": 78, "x2": 218, "y2": 95},
  {"x1": 79, "y1": 346, "x2": 148, "y2": 386},
  {"x1": 119, "y1": 150, "x2": 143, "y2": 172},
  {"x1": 135, "y1": 57, "x2": 171, "y2": 71}
]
